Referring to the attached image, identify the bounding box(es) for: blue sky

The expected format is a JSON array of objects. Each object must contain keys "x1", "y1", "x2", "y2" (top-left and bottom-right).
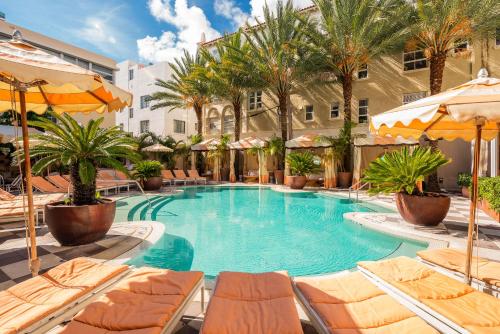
[{"x1": 1, "y1": 0, "x2": 312, "y2": 63}]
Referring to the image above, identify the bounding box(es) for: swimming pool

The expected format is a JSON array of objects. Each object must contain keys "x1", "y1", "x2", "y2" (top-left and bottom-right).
[{"x1": 116, "y1": 186, "x2": 427, "y2": 277}]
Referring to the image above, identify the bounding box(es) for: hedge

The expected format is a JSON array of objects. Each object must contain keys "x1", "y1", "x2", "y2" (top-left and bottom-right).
[{"x1": 478, "y1": 176, "x2": 500, "y2": 213}]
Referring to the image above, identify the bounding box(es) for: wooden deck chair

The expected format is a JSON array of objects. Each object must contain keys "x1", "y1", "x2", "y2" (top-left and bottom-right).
[
  {"x1": 188, "y1": 170, "x2": 207, "y2": 184},
  {"x1": 31, "y1": 176, "x2": 65, "y2": 193},
  {"x1": 0, "y1": 190, "x2": 63, "y2": 224},
  {"x1": 98, "y1": 170, "x2": 130, "y2": 192},
  {"x1": 0, "y1": 258, "x2": 129, "y2": 334},
  {"x1": 173, "y1": 170, "x2": 196, "y2": 184},
  {"x1": 200, "y1": 271, "x2": 303, "y2": 334},
  {"x1": 358, "y1": 256, "x2": 500, "y2": 334},
  {"x1": 46, "y1": 175, "x2": 72, "y2": 192},
  {"x1": 161, "y1": 170, "x2": 185, "y2": 186},
  {"x1": 293, "y1": 271, "x2": 439, "y2": 334},
  {"x1": 57, "y1": 268, "x2": 204, "y2": 334}
]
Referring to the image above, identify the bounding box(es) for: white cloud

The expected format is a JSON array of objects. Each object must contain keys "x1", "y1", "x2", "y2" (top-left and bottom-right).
[
  {"x1": 250, "y1": 0, "x2": 313, "y2": 21},
  {"x1": 137, "y1": 0, "x2": 221, "y2": 63},
  {"x1": 214, "y1": 0, "x2": 250, "y2": 28}
]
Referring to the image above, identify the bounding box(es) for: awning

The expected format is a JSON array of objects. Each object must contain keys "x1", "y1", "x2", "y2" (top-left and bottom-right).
[
  {"x1": 285, "y1": 134, "x2": 333, "y2": 148},
  {"x1": 228, "y1": 136, "x2": 267, "y2": 150},
  {"x1": 354, "y1": 135, "x2": 418, "y2": 147},
  {"x1": 191, "y1": 138, "x2": 220, "y2": 151}
]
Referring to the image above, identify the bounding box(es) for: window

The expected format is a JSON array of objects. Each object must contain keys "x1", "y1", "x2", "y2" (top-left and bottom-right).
[
  {"x1": 358, "y1": 99, "x2": 368, "y2": 124},
  {"x1": 129, "y1": 108, "x2": 134, "y2": 118},
  {"x1": 119, "y1": 123, "x2": 124, "y2": 131},
  {"x1": 129, "y1": 69, "x2": 134, "y2": 80},
  {"x1": 174, "y1": 120, "x2": 186, "y2": 134},
  {"x1": 358, "y1": 64, "x2": 368, "y2": 79},
  {"x1": 403, "y1": 49, "x2": 428, "y2": 71},
  {"x1": 454, "y1": 40, "x2": 469, "y2": 53},
  {"x1": 305, "y1": 105, "x2": 314, "y2": 121},
  {"x1": 207, "y1": 118, "x2": 219, "y2": 135},
  {"x1": 140, "y1": 95, "x2": 151, "y2": 109},
  {"x1": 248, "y1": 91, "x2": 262, "y2": 111},
  {"x1": 140, "y1": 120, "x2": 150, "y2": 134},
  {"x1": 330, "y1": 102, "x2": 340, "y2": 118},
  {"x1": 92, "y1": 63, "x2": 114, "y2": 82},
  {"x1": 403, "y1": 91, "x2": 427, "y2": 105},
  {"x1": 496, "y1": 28, "x2": 500, "y2": 47},
  {"x1": 223, "y1": 115, "x2": 234, "y2": 134}
]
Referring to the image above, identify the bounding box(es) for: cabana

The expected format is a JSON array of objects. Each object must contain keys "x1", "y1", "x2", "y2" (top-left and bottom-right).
[
  {"x1": 285, "y1": 134, "x2": 335, "y2": 188},
  {"x1": 228, "y1": 136, "x2": 268, "y2": 184},
  {"x1": 352, "y1": 135, "x2": 418, "y2": 188},
  {"x1": 191, "y1": 138, "x2": 221, "y2": 180}
]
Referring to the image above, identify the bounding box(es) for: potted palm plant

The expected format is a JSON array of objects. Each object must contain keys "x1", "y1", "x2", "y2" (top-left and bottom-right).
[
  {"x1": 457, "y1": 173, "x2": 471, "y2": 198},
  {"x1": 363, "y1": 147, "x2": 450, "y2": 226},
  {"x1": 134, "y1": 160, "x2": 163, "y2": 190},
  {"x1": 267, "y1": 136, "x2": 285, "y2": 184},
  {"x1": 285, "y1": 151, "x2": 318, "y2": 189},
  {"x1": 28, "y1": 113, "x2": 139, "y2": 245},
  {"x1": 207, "y1": 135, "x2": 230, "y2": 182}
]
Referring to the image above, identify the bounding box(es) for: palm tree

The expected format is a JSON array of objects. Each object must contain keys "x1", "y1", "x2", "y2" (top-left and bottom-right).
[
  {"x1": 408, "y1": 0, "x2": 499, "y2": 191},
  {"x1": 307, "y1": 0, "x2": 414, "y2": 168},
  {"x1": 148, "y1": 50, "x2": 210, "y2": 135},
  {"x1": 27, "y1": 113, "x2": 139, "y2": 205}
]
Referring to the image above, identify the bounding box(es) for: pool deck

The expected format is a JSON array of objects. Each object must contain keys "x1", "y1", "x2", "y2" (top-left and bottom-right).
[{"x1": 0, "y1": 183, "x2": 499, "y2": 333}]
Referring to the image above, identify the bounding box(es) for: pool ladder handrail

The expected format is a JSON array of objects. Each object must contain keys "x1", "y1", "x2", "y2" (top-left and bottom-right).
[{"x1": 348, "y1": 182, "x2": 370, "y2": 201}]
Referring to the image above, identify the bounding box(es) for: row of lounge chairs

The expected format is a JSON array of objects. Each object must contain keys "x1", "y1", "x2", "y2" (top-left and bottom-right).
[
  {"x1": 1, "y1": 248, "x2": 498, "y2": 334},
  {"x1": 161, "y1": 169, "x2": 207, "y2": 185}
]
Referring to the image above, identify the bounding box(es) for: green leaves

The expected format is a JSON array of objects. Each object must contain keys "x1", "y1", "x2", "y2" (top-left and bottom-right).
[
  {"x1": 363, "y1": 147, "x2": 450, "y2": 195},
  {"x1": 133, "y1": 160, "x2": 163, "y2": 181},
  {"x1": 286, "y1": 151, "x2": 319, "y2": 176}
]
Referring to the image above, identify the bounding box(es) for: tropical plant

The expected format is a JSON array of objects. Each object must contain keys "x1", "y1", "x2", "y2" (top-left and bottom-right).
[
  {"x1": 148, "y1": 50, "x2": 210, "y2": 135},
  {"x1": 207, "y1": 134, "x2": 231, "y2": 162},
  {"x1": 316, "y1": 121, "x2": 353, "y2": 172},
  {"x1": 26, "y1": 112, "x2": 139, "y2": 205},
  {"x1": 478, "y1": 177, "x2": 500, "y2": 213},
  {"x1": 407, "y1": 0, "x2": 499, "y2": 191},
  {"x1": 363, "y1": 147, "x2": 450, "y2": 195},
  {"x1": 133, "y1": 160, "x2": 162, "y2": 182},
  {"x1": 136, "y1": 132, "x2": 185, "y2": 169},
  {"x1": 266, "y1": 135, "x2": 285, "y2": 169},
  {"x1": 457, "y1": 172, "x2": 472, "y2": 187},
  {"x1": 286, "y1": 151, "x2": 319, "y2": 176},
  {"x1": 306, "y1": 0, "x2": 414, "y2": 167}
]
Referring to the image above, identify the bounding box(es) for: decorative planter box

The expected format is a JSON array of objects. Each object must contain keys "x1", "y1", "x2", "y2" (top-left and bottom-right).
[{"x1": 479, "y1": 199, "x2": 500, "y2": 223}]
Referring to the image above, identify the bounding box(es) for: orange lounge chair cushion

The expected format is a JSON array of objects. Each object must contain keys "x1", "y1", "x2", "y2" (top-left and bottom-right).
[
  {"x1": 201, "y1": 271, "x2": 303, "y2": 334},
  {"x1": 60, "y1": 268, "x2": 203, "y2": 333},
  {"x1": 418, "y1": 248, "x2": 500, "y2": 287},
  {"x1": 161, "y1": 170, "x2": 175, "y2": 180},
  {"x1": 295, "y1": 272, "x2": 437, "y2": 333},
  {"x1": 31, "y1": 176, "x2": 64, "y2": 193},
  {"x1": 358, "y1": 256, "x2": 500, "y2": 333},
  {"x1": 0, "y1": 188, "x2": 15, "y2": 201},
  {"x1": 0, "y1": 258, "x2": 128, "y2": 334}
]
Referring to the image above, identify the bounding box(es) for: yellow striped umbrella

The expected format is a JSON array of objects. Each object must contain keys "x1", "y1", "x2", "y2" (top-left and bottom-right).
[
  {"x1": 370, "y1": 69, "x2": 500, "y2": 284},
  {"x1": 0, "y1": 32, "x2": 132, "y2": 276}
]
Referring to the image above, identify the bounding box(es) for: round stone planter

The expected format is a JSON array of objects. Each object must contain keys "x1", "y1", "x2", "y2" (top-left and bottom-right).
[
  {"x1": 289, "y1": 175, "x2": 307, "y2": 189},
  {"x1": 143, "y1": 176, "x2": 163, "y2": 191},
  {"x1": 337, "y1": 172, "x2": 353, "y2": 188},
  {"x1": 395, "y1": 192, "x2": 450, "y2": 226}
]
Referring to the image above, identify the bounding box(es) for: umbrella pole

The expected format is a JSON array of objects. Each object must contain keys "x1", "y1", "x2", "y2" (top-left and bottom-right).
[
  {"x1": 464, "y1": 124, "x2": 482, "y2": 284},
  {"x1": 19, "y1": 90, "x2": 40, "y2": 277}
]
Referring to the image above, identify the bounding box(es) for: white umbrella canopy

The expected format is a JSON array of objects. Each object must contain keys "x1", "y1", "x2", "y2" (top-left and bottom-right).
[
  {"x1": 142, "y1": 143, "x2": 173, "y2": 153},
  {"x1": 370, "y1": 69, "x2": 500, "y2": 284}
]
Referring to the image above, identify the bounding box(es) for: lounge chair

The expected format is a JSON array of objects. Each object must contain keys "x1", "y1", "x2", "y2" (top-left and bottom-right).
[
  {"x1": 188, "y1": 169, "x2": 207, "y2": 184},
  {"x1": 31, "y1": 176, "x2": 65, "y2": 193},
  {"x1": 358, "y1": 256, "x2": 500, "y2": 334},
  {"x1": 173, "y1": 169, "x2": 196, "y2": 184},
  {"x1": 98, "y1": 170, "x2": 131, "y2": 192},
  {"x1": 200, "y1": 271, "x2": 303, "y2": 334},
  {"x1": 293, "y1": 271, "x2": 439, "y2": 334},
  {"x1": 243, "y1": 170, "x2": 259, "y2": 183},
  {"x1": 0, "y1": 257, "x2": 129, "y2": 334},
  {"x1": 5, "y1": 175, "x2": 22, "y2": 193},
  {"x1": 47, "y1": 175, "x2": 72, "y2": 192},
  {"x1": 0, "y1": 189, "x2": 63, "y2": 224},
  {"x1": 417, "y1": 248, "x2": 500, "y2": 297},
  {"x1": 162, "y1": 170, "x2": 185, "y2": 186},
  {"x1": 58, "y1": 267, "x2": 204, "y2": 334}
]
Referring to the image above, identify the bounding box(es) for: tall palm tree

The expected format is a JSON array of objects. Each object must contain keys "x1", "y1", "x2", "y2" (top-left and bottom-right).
[
  {"x1": 308, "y1": 0, "x2": 414, "y2": 168},
  {"x1": 409, "y1": 0, "x2": 499, "y2": 191},
  {"x1": 148, "y1": 50, "x2": 210, "y2": 135}
]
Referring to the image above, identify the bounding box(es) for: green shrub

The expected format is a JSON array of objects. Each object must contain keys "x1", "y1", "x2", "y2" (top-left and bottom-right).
[
  {"x1": 286, "y1": 152, "x2": 319, "y2": 176},
  {"x1": 362, "y1": 147, "x2": 450, "y2": 195},
  {"x1": 457, "y1": 173, "x2": 472, "y2": 187},
  {"x1": 134, "y1": 160, "x2": 162, "y2": 181},
  {"x1": 478, "y1": 177, "x2": 500, "y2": 213}
]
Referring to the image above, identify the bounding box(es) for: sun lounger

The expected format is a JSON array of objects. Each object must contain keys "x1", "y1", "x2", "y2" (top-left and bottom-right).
[
  {"x1": 46, "y1": 175, "x2": 72, "y2": 192},
  {"x1": 173, "y1": 170, "x2": 196, "y2": 184},
  {"x1": 98, "y1": 170, "x2": 131, "y2": 192},
  {"x1": 58, "y1": 267, "x2": 204, "y2": 334},
  {"x1": 358, "y1": 256, "x2": 500, "y2": 334},
  {"x1": 0, "y1": 257, "x2": 129, "y2": 334},
  {"x1": 293, "y1": 271, "x2": 439, "y2": 334},
  {"x1": 162, "y1": 170, "x2": 185, "y2": 186},
  {"x1": 188, "y1": 169, "x2": 207, "y2": 184},
  {"x1": 200, "y1": 271, "x2": 303, "y2": 334},
  {"x1": 0, "y1": 190, "x2": 63, "y2": 224},
  {"x1": 31, "y1": 176, "x2": 65, "y2": 193},
  {"x1": 417, "y1": 248, "x2": 500, "y2": 296}
]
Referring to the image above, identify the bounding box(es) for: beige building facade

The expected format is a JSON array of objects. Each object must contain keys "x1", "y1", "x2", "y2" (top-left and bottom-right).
[{"x1": 200, "y1": 27, "x2": 500, "y2": 191}]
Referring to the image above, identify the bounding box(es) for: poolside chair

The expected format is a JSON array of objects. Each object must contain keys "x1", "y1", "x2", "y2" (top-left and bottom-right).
[
  {"x1": 293, "y1": 271, "x2": 439, "y2": 334},
  {"x1": 417, "y1": 248, "x2": 500, "y2": 297},
  {"x1": 0, "y1": 257, "x2": 129, "y2": 334},
  {"x1": 5, "y1": 175, "x2": 22, "y2": 193},
  {"x1": 173, "y1": 169, "x2": 196, "y2": 184},
  {"x1": 0, "y1": 189, "x2": 63, "y2": 224},
  {"x1": 31, "y1": 176, "x2": 65, "y2": 193},
  {"x1": 98, "y1": 170, "x2": 131, "y2": 192},
  {"x1": 58, "y1": 268, "x2": 204, "y2": 334},
  {"x1": 47, "y1": 175, "x2": 72, "y2": 192},
  {"x1": 243, "y1": 170, "x2": 259, "y2": 183},
  {"x1": 188, "y1": 169, "x2": 207, "y2": 184},
  {"x1": 200, "y1": 271, "x2": 303, "y2": 334},
  {"x1": 162, "y1": 169, "x2": 185, "y2": 186},
  {"x1": 358, "y1": 256, "x2": 500, "y2": 334}
]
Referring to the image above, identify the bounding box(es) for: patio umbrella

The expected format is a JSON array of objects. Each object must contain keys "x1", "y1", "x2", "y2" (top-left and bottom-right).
[
  {"x1": 370, "y1": 68, "x2": 500, "y2": 284},
  {"x1": 0, "y1": 31, "x2": 132, "y2": 276},
  {"x1": 142, "y1": 143, "x2": 173, "y2": 161}
]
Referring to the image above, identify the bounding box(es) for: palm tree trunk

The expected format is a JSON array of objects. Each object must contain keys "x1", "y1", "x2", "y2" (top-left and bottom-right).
[
  {"x1": 233, "y1": 97, "x2": 242, "y2": 178},
  {"x1": 70, "y1": 163, "x2": 96, "y2": 205},
  {"x1": 194, "y1": 104, "x2": 203, "y2": 135},
  {"x1": 342, "y1": 75, "x2": 353, "y2": 171},
  {"x1": 427, "y1": 53, "x2": 447, "y2": 192},
  {"x1": 278, "y1": 93, "x2": 288, "y2": 142}
]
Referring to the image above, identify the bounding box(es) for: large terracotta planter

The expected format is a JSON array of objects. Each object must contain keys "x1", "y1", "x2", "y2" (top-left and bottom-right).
[
  {"x1": 395, "y1": 192, "x2": 450, "y2": 226},
  {"x1": 289, "y1": 176, "x2": 307, "y2": 189},
  {"x1": 479, "y1": 200, "x2": 500, "y2": 223},
  {"x1": 143, "y1": 176, "x2": 162, "y2": 190},
  {"x1": 45, "y1": 199, "x2": 116, "y2": 246},
  {"x1": 461, "y1": 186, "x2": 470, "y2": 198},
  {"x1": 337, "y1": 172, "x2": 353, "y2": 188},
  {"x1": 274, "y1": 170, "x2": 284, "y2": 185}
]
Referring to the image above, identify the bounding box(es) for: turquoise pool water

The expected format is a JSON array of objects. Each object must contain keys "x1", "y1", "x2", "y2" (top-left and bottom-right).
[{"x1": 117, "y1": 186, "x2": 427, "y2": 278}]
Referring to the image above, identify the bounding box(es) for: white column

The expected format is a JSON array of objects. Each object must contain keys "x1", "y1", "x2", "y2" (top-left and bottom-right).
[{"x1": 491, "y1": 137, "x2": 498, "y2": 177}]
